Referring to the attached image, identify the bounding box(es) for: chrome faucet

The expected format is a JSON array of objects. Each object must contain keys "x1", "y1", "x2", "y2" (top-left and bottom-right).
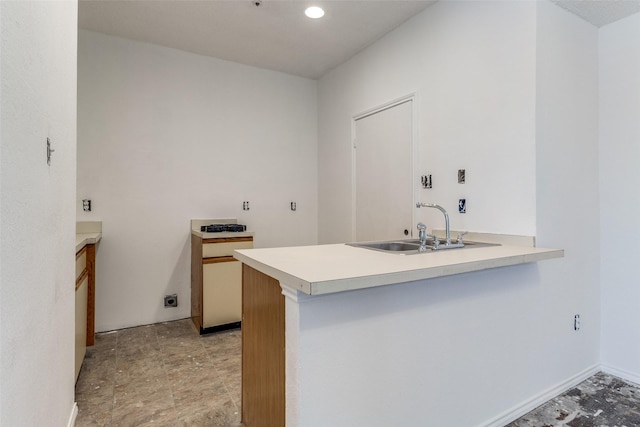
[
  {"x1": 417, "y1": 223, "x2": 428, "y2": 253},
  {"x1": 416, "y1": 203, "x2": 465, "y2": 250},
  {"x1": 416, "y1": 203, "x2": 451, "y2": 244}
]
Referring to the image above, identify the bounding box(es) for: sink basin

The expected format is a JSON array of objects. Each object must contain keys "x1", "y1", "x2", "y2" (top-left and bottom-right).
[
  {"x1": 355, "y1": 241, "x2": 420, "y2": 252},
  {"x1": 347, "y1": 239, "x2": 499, "y2": 254}
]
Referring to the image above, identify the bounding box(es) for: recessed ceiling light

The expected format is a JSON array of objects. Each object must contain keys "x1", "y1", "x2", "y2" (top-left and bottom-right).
[{"x1": 305, "y1": 6, "x2": 325, "y2": 19}]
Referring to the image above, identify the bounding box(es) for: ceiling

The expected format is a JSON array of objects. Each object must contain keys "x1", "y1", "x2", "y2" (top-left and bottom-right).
[
  {"x1": 551, "y1": 0, "x2": 640, "y2": 28},
  {"x1": 78, "y1": 0, "x2": 436, "y2": 79},
  {"x1": 79, "y1": 0, "x2": 640, "y2": 80}
]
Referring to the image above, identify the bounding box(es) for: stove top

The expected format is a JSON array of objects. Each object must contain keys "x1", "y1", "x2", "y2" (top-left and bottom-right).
[{"x1": 200, "y1": 224, "x2": 247, "y2": 233}]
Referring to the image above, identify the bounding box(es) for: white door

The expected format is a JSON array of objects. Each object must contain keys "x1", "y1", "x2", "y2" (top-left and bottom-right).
[{"x1": 354, "y1": 99, "x2": 413, "y2": 242}]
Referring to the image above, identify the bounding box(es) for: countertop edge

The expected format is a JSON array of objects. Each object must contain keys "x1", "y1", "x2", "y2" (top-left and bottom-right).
[
  {"x1": 233, "y1": 251, "x2": 311, "y2": 294},
  {"x1": 234, "y1": 245, "x2": 564, "y2": 296},
  {"x1": 308, "y1": 248, "x2": 564, "y2": 295},
  {"x1": 76, "y1": 233, "x2": 102, "y2": 253},
  {"x1": 192, "y1": 230, "x2": 255, "y2": 239}
]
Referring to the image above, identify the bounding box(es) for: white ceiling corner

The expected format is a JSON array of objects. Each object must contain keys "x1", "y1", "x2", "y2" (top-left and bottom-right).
[{"x1": 550, "y1": 0, "x2": 640, "y2": 27}]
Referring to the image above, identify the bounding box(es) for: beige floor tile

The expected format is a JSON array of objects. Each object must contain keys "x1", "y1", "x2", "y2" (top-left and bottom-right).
[
  {"x1": 111, "y1": 400, "x2": 178, "y2": 427},
  {"x1": 75, "y1": 405, "x2": 113, "y2": 427},
  {"x1": 169, "y1": 367, "x2": 227, "y2": 407},
  {"x1": 155, "y1": 319, "x2": 199, "y2": 339},
  {"x1": 76, "y1": 319, "x2": 242, "y2": 427},
  {"x1": 114, "y1": 356, "x2": 166, "y2": 386},
  {"x1": 175, "y1": 396, "x2": 241, "y2": 427}
]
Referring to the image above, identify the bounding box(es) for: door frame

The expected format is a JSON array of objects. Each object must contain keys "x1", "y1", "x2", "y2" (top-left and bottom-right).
[{"x1": 351, "y1": 93, "x2": 418, "y2": 242}]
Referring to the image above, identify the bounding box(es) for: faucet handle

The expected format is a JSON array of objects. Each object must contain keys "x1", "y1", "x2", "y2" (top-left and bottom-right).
[
  {"x1": 457, "y1": 231, "x2": 468, "y2": 243},
  {"x1": 426, "y1": 233, "x2": 439, "y2": 247}
]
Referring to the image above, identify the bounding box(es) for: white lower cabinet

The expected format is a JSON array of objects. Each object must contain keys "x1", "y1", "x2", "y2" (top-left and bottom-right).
[
  {"x1": 191, "y1": 235, "x2": 253, "y2": 334},
  {"x1": 75, "y1": 276, "x2": 88, "y2": 381},
  {"x1": 203, "y1": 260, "x2": 242, "y2": 328}
]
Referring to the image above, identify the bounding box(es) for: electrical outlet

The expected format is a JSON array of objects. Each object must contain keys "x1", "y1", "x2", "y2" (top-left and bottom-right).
[
  {"x1": 164, "y1": 294, "x2": 178, "y2": 308},
  {"x1": 458, "y1": 199, "x2": 466, "y2": 213},
  {"x1": 574, "y1": 314, "x2": 580, "y2": 331}
]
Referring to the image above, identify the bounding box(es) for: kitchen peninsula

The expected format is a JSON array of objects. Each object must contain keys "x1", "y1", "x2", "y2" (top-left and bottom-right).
[{"x1": 234, "y1": 234, "x2": 563, "y2": 427}]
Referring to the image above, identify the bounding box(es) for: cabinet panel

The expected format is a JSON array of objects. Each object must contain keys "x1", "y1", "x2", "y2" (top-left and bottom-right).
[
  {"x1": 75, "y1": 276, "x2": 88, "y2": 381},
  {"x1": 203, "y1": 240, "x2": 253, "y2": 258},
  {"x1": 76, "y1": 248, "x2": 87, "y2": 279},
  {"x1": 242, "y1": 264, "x2": 285, "y2": 426},
  {"x1": 203, "y1": 260, "x2": 242, "y2": 328}
]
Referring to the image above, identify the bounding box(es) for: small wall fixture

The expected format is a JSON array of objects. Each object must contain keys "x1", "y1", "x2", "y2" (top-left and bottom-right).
[
  {"x1": 305, "y1": 6, "x2": 324, "y2": 18},
  {"x1": 46, "y1": 137, "x2": 55, "y2": 166},
  {"x1": 421, "y1": 175, "x2": 432, "y2": 189},
  {"x1": 458, "y1": 169, "x2": 466, "y2": 184},
  {"x1": 458, "y1": 199, "x2": 466, "y2": 213}
]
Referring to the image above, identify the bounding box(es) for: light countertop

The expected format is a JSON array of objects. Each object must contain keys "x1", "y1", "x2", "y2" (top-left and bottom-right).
[
  {"x1": 234, "y1": 240, "x2": 563, "y2": 296},
  {"x1": 76, "y1": 233, "x2": 101, "y2": 253},
  {"x1": 76, "y1": 221, "x2": 102, "y2": 253}
]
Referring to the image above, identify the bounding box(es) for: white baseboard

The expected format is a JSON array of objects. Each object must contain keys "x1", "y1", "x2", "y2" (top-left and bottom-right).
[
  {"x1": 67, "y1": 402, "x2": 78, "y2": 427},
  {"x1": 601, "y1": 363, "x2": 640, "y2": 387},
  {"x1": 480, "y1": 364, "x2": 600, "y2": 427}
]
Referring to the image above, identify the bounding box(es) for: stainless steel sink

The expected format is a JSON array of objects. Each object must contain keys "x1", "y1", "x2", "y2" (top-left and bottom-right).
[
  {"x1": 347, "y1": 239, "x2": 499, "y2": 254},
  {"x1": 354, "y1": 241, "x2": 421, "y2": 252}
]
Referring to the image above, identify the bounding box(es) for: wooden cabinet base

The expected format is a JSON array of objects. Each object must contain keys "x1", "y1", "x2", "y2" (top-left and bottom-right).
[
  {"x1": 196, "y1": 321, "x2": 241, "y2": 335},
  {"x1": 241, "y1": 264, "x2": 285, "y2": 427}
]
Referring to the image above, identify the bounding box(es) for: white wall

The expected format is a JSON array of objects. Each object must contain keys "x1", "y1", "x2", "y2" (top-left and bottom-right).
[
  {"x1": 599, "y1": 12, "x2": 640, "y2": 382},
  {"x1": 312, "y1": 1, "x2": 600, "y2": 425},
  {"x1": 535, "y1": 0, "x2": 600, "y2": 386},
  {"x1": 77, "y1": 30, "x2": 318, "y2": 331},
  {"x1": 0, "y1": 2, "x2": 78, "y2": 426},
  {"x1": 318, "y1": 0, "x2": 538, "y2": 244}
]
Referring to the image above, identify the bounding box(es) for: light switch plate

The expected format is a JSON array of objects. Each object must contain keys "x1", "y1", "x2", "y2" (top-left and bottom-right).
[{"x1": 458, "y1": 169, "x2": 466, "y2": 184}]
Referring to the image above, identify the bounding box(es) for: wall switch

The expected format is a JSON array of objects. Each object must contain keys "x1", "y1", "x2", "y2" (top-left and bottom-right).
[
  {"x1": 46, "y1": 137, "x2": 55, "y2": 166},
  {"x1": 458, "y1": 169, "x2": 466, "y2": 184},
  {"x1": 291, "y1": 202, "x2": 297, "y2": 211},
  {"x1": 574, "y1": 314, "x2": 580, "y2": 331}
]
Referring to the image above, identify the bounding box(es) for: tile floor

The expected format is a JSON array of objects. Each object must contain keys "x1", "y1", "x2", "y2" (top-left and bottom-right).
[
  {"x1": 508, "y1": 372, "x2": 640, "y2": 427},
  {"x1": 76, "y1": 319, "x2": 640, "y2": 427},
  {"x1": 75, "y1": 319, "x2": 242, "y2": 426}
]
